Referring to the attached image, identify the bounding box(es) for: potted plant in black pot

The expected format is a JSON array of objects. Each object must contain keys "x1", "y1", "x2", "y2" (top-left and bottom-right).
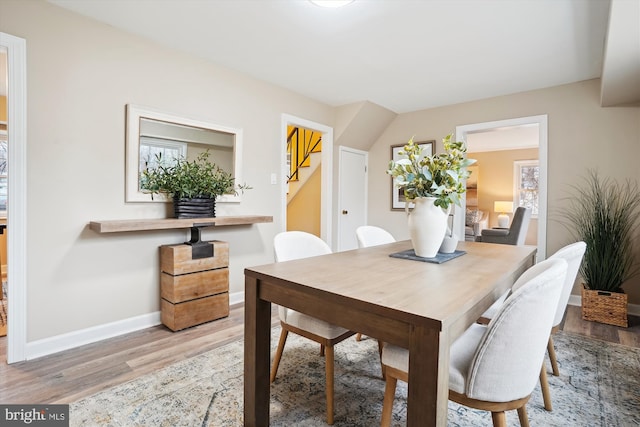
[
  {"x1": 141, "y1": 151, "x2": 250, "y2": 218},
  {"x1": 560, "y1": 170, "x2": 640, "y2": 327}
]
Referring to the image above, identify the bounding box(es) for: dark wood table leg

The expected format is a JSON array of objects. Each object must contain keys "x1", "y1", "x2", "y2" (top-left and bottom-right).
[
  {"x1": 407, "y1": 324, "x2": 449, "y2": 427},
  {"x1": 244, "y1": 276, "x2": 272, "y2": 426}
]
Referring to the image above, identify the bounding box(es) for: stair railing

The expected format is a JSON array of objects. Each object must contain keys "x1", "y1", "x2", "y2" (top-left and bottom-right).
[{"x1": 286, "y1": 127, "x2": 321, "y2": 183}]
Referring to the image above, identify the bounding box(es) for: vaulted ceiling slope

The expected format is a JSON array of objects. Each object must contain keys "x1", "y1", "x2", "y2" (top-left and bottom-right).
[{"x1": 48, "y1": 0, "x2": 639, "y2": 112}]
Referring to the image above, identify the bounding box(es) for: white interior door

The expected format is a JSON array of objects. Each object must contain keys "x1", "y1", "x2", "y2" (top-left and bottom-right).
[{"x1": 337, "y1": 147, "x2": 367, "y2": 251}]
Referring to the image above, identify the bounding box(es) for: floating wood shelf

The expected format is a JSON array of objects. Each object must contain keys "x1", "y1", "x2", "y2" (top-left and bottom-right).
[{"x1": 89, "y1": 215, "x2": 273, "y2": 233}]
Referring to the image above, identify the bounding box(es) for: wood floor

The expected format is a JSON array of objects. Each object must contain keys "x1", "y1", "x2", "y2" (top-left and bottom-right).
[{"x1": 0, "y1": 304, "x2": 637, "y2": 405}]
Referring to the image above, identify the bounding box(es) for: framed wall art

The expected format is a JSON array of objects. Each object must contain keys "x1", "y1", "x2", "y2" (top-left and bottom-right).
[{"x1": 390, "y1": 140, "x2": 435, "y2": 210}]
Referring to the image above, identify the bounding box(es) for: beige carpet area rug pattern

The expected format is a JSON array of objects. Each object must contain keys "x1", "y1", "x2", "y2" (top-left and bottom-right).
[{"x1": 71, "y1": 326, "x2": 640, "y2": 426}]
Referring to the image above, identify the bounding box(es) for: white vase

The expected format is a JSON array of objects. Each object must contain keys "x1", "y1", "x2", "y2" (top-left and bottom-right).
[
  {"x1": 439, "y1": 233, "x2": 458, "y2": 254},
  {"x1": 406, "y1": 197, "x2": 449, "y2": 258}
]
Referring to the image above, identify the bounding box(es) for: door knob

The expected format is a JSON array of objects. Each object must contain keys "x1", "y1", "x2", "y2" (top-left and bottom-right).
[{"x1": 342, "y1": 210, "x2": 348, "y2": 215}]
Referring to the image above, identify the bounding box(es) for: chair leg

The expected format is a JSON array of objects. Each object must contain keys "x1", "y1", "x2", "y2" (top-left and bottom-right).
[
  {"x1": 356, "y1": 333, "x2": 362, "y2": 341},
  {"x1": 380, "y1": 374, "x2": 397, "y2": 427},
  {"x1": 539, "y1": 364, "x2": 553, "y2": 411},
  {"x1": 325, "y1": 345, "x2": 335, "y2": 425},
  {"x1": 377, "y1": 340, "x2": 385, "y2": 379},
  {"x1": 491, "y1": 411, "x2": 507, "y2": 427},
  {"x1": 517, "y1": 405, "x2": 530, "y2": 427},
  {"x1": 270, "y1": 329, "x2": 288, "y2": 383},
  {"x1": 547, "y1": 335, "x2": 560, "y2": 376}
]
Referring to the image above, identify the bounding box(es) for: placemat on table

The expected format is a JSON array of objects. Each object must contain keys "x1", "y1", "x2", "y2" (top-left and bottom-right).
[{"x1": 389, "y1": 249, "x2": 466, "y2": 264}]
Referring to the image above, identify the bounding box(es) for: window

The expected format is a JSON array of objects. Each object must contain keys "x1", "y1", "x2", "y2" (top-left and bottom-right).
[
  {"x1": 514, "y1": 160, "x2": 539, "y2": 217},
  {"x1": 138, "y1": 137, "x2": 187, "y2": 190},
  {"x1": 139, "y1": 137, "x2": 187, "y2": 172}
]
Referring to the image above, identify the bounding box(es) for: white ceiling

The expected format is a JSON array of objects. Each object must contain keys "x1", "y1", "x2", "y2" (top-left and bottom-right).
[{"x1": 46, "y1": 0, "x2": 625, "y2": 114}]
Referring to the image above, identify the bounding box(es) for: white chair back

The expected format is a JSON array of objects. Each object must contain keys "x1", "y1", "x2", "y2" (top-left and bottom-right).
[
  {"x1": 355, "y1": 226, "x2": 395, "y2": 248},
  {"x1": 466, "y1": 258, "x2": 567, "y2": 402},
  {"x1": 273, "y1": 231, "x2": 331, "y2": 262},
  {"x1": 273, "y1": 231, "x2": 333, "y2": 322},
  {"x1": 548, "y1": 241, "x2": 586, "y2": 327}
]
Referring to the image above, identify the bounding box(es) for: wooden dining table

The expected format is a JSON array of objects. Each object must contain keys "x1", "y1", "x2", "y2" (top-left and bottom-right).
[{"x1": 244, "y1": 240, "x2": 537, "y2": 426}]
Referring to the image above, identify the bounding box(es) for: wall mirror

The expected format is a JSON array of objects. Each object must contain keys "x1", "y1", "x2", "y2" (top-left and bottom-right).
[{"x1": 125, "y1": 104, "x2": 243, "y2": 203}]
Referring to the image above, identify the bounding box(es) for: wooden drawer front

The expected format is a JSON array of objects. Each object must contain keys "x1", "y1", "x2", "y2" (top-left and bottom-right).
[
  {"x1": 161, "y1": 268, "x2": 229, "y2": 304},
  {"x1": 161, "y1": 293, "x2": 229, "y2": 331},
  {"x1": 160, "y1": 241, "x2": 229, "y2": 275}
]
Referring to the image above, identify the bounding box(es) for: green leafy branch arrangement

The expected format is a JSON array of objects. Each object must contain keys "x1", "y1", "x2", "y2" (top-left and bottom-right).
[
  {"x1": 387, "y1": 133, "x2": 476, "y2": 209},
  {"x1": 141, "y1": 150, "x2": 251, "y2": 200}
]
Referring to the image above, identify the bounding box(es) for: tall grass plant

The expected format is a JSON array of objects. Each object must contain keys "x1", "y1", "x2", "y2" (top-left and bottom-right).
[{"x1": 560, "y1": 170, "x2": 640, "y2": 293}]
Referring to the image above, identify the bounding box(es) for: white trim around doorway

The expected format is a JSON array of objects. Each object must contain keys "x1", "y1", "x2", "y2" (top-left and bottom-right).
[
  {"x1": 281, "y1": 114, "x2": 333, "y2": 248},
  {"x1": 0, "y1": 32, "x2": 28, "y2": 363},
  {"x1": 456, "y1": 114, "x2": 548, "y2": 260}
]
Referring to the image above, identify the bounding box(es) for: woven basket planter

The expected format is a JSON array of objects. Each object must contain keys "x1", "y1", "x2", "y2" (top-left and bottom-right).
[{"x1": 581, "y1": 287, "x2": 628, "y2": 328}]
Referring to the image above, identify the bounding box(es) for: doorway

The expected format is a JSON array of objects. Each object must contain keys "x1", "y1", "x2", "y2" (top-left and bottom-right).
[
  {"x1": 0, "y1": 32, "x2": 27, "y2": 364},
  {"x1": 456, "y1": 115, "x2": 548, "y2": 260},
  {"x1": 286, "y1": 124, "x2": 323, "y2": 237},
  {"x1": 281, "y1": 114, "x2": 333, "y2": 248}
]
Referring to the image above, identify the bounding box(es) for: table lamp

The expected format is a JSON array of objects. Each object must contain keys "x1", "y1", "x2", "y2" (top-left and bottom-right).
[{"x1": 494, "y1": 201, "x2": 514, "y2": 228}]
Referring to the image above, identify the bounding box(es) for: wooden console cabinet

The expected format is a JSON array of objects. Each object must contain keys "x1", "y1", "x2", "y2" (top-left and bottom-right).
[{"x1": 159, "y1": 240, "x2": 229, "y2": 331}]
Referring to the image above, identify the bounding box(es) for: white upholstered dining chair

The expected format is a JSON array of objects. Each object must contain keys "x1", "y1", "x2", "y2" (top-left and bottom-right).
[
  {"x1": 540, "y1": 241, "x2": 586, "y2": 409},
  {"x1": 544, "y1": 242, "x2": 587, "y2": 372},
  {"x1": 380, "y1": 257, "x2": 568, "y2": 427},
  {"x1": 479, "y1": 241, "x2": 586, "y2": 411},
  {"x1": 271, "y1": 231, "x2": 356, "y2": 425},
  {"x1": 354, "y1": 225, "x2": 396, "y2": 343},
  {"x1": 478, "y1": 206, "x2": 531, "y2": 245},
  {"x1": 355, "y1": 225, "x2": 396, "y2": 248}
]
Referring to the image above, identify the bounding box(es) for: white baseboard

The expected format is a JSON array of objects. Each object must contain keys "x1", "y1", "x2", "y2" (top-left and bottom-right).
[
  {"x1": 229, "y1": 291, "x2": 244, "y2": 307},
  {"x1": 25, "y1": 291, "x2": 246, "y2": 360},
  {"x1": 568, "y1": 294, "x2": 640, "y2": 316},
  {"x1": 26, "y1": 311, "x2": 162, "y2": 361}
]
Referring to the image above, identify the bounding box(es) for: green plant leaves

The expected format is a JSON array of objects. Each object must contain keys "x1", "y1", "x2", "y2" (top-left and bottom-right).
[
  {"x1": 140, "y1": 151, "x2": 250, "y2": 199},
  {"x1": 386, "y1": 134, "x2": 476, "y2": 209},
  {"x1": 559, "y1": 170, "x2": 640, "y2": 292}
]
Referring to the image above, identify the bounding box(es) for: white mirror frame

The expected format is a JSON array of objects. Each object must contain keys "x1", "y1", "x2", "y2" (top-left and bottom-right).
[{"x1": 125, "y1": 104, "x2": 243, "y2": 203}]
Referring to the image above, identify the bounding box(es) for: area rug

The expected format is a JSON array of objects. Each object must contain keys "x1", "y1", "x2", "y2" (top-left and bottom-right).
[{"x1": 70, "y1": 327, "x2": 640, "y2": 426}]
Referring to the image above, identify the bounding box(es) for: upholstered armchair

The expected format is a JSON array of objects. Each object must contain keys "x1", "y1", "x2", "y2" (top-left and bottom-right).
[
  {"x1": 465, "y1": 208, "x2": 488, "y2": 241},
  {"x1": 478, "y1": 206, "x2": 531, "y2": 245}
]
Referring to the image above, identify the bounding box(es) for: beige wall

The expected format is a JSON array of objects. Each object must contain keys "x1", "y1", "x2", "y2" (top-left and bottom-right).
[
  {"x1": 368, "y1": 79, "x2": 640, "y2": 304},
  {"x1": 470, "y1": 148, "x2": 539, "y2": 245},
  {"x1": 1, "y1": 0, "x2": 336, "y2": 341}
]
